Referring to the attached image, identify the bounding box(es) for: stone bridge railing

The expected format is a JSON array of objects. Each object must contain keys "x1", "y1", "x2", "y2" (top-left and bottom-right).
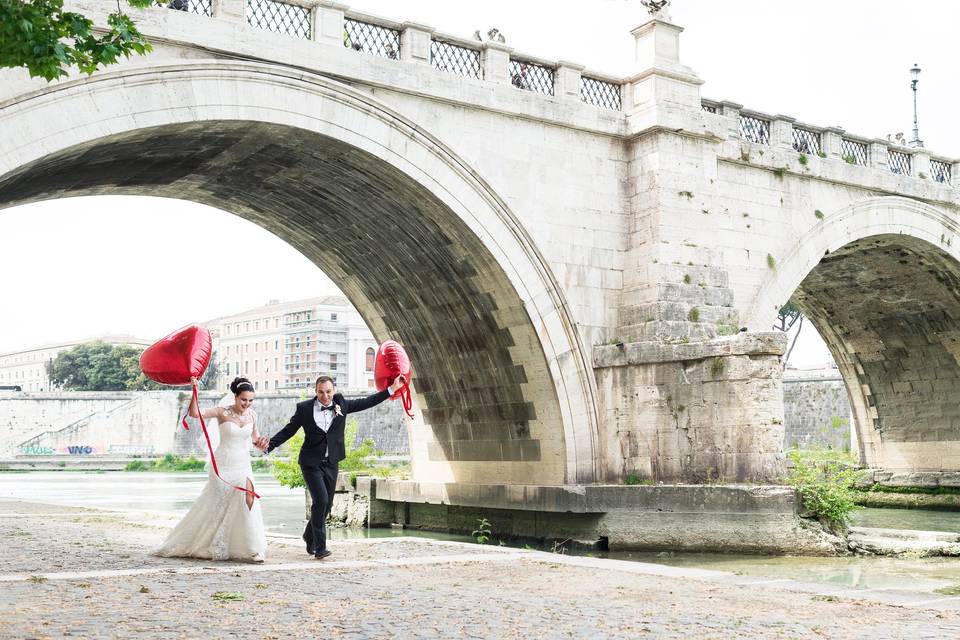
[
  {"x1": 155, "y1": 1, "x2": 957, "y2": 179},
  {"x1": 153, "y1": 0, "x2": 623, "y2": 111},
  {"x1": 702, "y1": 98, "x2": 958, "y2": 189}
]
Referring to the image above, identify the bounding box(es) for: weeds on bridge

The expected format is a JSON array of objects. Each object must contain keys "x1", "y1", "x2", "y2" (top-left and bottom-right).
[
  {"x1": 472, "y1": 518, "x2": 492, "y2": 544},
  {"x1": 786, "y1": 449, "x2": 865, "y2": 534}
]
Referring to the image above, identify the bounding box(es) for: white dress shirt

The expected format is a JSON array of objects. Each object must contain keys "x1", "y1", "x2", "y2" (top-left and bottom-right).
[{"x1": 313, "y1": 398, "x2": 335, "y2": 458}]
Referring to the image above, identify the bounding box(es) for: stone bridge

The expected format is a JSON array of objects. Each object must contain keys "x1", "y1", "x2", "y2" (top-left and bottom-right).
[{"x1": 3, "y1": 0, "x2": 960, "y2": 498}]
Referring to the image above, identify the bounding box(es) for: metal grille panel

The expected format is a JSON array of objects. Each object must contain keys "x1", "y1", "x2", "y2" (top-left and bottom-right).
[
  {"x1": 344, "y1": 18, "x2": 401, "y2": 60},
  {"x1": 840, "y1": 139, "x2": 868, "y2": 166},
  {"x1": 430, "y1": 40, "x2": 481, "y2": 79},
  {"x1": 739, "y1": 114, "x2": 770, "y2": 145},
  {"x1": 247, "y1": 0, "x2": 310, "y2": 39},
  {"x1": 931, "y1": 159, "x2": 952, "y2": 184},
  {"x1": 154, "y1": 0, "x2": 211, "y2": 16},
  {"x1": 580, "y1": 76, "x2": 621, "y2": 111},
  {"x1": 888, "y1": 149, "x2": 912, "y2": 175},
  {"x1": 509, "y1": 59, "x2": 554, "y2": 95},
  {"x1": 701, "y1": 102, "x2": 718, "y2": 113},
  {"x1": 792, "y1": 127, "x2": 821, "y2": 155}
]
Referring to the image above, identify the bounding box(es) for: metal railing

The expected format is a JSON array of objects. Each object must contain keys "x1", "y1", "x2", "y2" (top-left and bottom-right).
[
  {"x1": 580, "y1": 76, "x2": 621, "y2": 111},
  {"x1": 344, "y1": 17, "x2": 400, "y2": 60},
  {"x1": 700, "y1": 101, "x2": 718, "y2": 114},
  {"x1": 509, "y1": 59, "x2": 554, "y2": 95},
  {"x1": 430, "y1": 39, "x2": 481, "y2": 79},
  {"x1": 792, "y1": 126, "x2": 821, "y2": 155},
  {"x1": 931, "y1": 159, "x2": 952, "y2": 185},
  {"x1": 154, "y1": 0, "x2": 211, "y2": 16},
  {"x1": 739, "y1": 114, "x2": 770, "y2": 145},
  {"x1": 247, "y1": 0, "x2": 311, "y2": 39},
  {"x1": 888, "y1": 149, "x2": 912, "y2": 176},
  {"x1": 840, "y1": 138, "x2": 868, "y2": 166}
]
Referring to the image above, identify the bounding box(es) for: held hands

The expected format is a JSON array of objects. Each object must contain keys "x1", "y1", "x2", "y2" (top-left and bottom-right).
[
  {"x1": 253, "y1": 436, "x2": 269, "y2": 452},
  {"x1": 388, "y1": 375, "x2": 407, "y2": 395}
]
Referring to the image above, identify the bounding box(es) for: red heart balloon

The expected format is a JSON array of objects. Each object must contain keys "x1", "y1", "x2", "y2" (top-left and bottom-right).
[
  {"x1": 374, "y1": 340, "x2": 411, "y2": 399},
  {"x1": 139, "y1": 324, "x2": 212, "y2": 385}
]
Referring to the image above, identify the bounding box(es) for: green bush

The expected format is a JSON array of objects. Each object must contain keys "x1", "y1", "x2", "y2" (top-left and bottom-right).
[
  {"x1": 271, "y1": 431, "x2": 306, "y2": 489},
  {"x1": 251, "y1": 458, "x2": 273, "y2": 472},
  {"x1": 271, "y1": 418, "x2": 380, "y2": 489},
  {"x1": 339, "y1": 418, "x2": 379, "y2": 472},
  {"x1": 125, "y1": 454, "x2": 205, "y2": 472},
  {"x1": 786, "y1": 449, "x2": 865, "y2": 533}
]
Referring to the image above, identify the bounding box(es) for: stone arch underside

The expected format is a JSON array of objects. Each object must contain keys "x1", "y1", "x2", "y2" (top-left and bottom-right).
[
  {"x1": 792, "y1": 234, "x2": 960, "y2": 471},
  {"x1": 0, "y1": 119, "x2": 573, "y2": 484}
]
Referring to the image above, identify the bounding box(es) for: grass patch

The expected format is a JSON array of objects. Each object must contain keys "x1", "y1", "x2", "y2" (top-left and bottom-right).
[
  {"x1": 766, "y1": 253, "x2": 776, "y2": 270},
  {"x1": 687, "y1": 307, "x2": 700, "y2": 322},
  {"x1": 814, "y1": 209, "x2": 824, "y2": 220},
  {"x1": 212, "y1": 591, "x2": 244, "y2": 602},
  {"x1": 125, "y1": 454, "x2": 205, "y2": 472}
]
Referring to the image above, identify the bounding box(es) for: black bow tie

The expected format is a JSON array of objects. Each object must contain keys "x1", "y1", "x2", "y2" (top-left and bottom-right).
[{"x1": 320, "y1": 405, "x2": 334, "y2": 412}]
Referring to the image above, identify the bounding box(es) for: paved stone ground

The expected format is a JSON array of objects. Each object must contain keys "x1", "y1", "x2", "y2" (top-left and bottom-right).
[{"x1": 4, "y1": 499, "x2": 960, "y2": 639}]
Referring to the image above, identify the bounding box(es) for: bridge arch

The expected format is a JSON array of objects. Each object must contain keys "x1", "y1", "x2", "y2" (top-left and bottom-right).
[
  {"x1": 747, "y1": 196, "x2": 960, "y2": 471},
  {"x1": 0, "y1": 60, "x2": 600, "y2": 484}
]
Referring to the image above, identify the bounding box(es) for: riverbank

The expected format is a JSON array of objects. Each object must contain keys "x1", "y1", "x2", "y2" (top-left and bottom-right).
[{"x1": 3, "y1": 499, "x2": 960, "y2": 639}]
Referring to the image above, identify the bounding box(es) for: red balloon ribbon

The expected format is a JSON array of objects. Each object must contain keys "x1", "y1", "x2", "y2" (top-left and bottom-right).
[
  {"x1": 398, "y1": 378, "x2": 414, "y2": 419},
  {"x1": 181, "y1": 383, "x2": 260, "y2": 501}
]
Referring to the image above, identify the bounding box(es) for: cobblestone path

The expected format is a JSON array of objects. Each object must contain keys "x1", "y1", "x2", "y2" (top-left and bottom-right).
[{"x1": 3, "y1": 499, "x2": 960, "y2": 639}]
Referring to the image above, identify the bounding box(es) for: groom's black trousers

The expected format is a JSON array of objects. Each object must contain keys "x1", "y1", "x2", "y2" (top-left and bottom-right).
[{"x1": 301, "y1": 460, "x2": 338, "y2": 554}]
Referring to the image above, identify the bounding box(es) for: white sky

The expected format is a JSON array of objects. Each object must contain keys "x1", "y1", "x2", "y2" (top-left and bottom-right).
[{"x1": 1, "y1": 0, "x2": 955, "y2": 365}]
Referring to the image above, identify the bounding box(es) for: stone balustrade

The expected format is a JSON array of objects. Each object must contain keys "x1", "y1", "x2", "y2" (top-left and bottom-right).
[
  {"x1": 153, "y1": 0, "x2": 624, "y2": 111},
  {"x1": 703, "y1": 99, "x2": 958, "y2": 189},
  {"x1": 155, "y1": 1, "x2": 959, "y2": 181}
]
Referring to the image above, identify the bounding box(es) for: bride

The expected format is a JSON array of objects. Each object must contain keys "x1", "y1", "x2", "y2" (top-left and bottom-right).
[{"x1": 154, "y1": 376, "x2": 269, "y2": 563}]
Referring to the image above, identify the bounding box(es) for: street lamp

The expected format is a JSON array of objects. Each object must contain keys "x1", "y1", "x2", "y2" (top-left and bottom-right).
[{"x1": 910, "y1": 63, "x2": 923, "y2": 148}]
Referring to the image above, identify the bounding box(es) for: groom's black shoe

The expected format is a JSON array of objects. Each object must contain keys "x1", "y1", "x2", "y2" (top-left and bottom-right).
[
  {"x1": 302, "y1": 532, "x2": 315, "y2": 556},
  {"x1": 314, "y1": 549, "x2": 332, "y2": 560}
]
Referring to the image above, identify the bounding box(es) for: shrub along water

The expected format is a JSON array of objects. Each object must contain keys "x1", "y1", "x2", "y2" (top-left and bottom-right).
[
  {"x1": 786, "y1": 448, "x2": 866, "y2": 534},
  {"x1": 124, "y1": 453, "x2": 205, "y2": 472}
]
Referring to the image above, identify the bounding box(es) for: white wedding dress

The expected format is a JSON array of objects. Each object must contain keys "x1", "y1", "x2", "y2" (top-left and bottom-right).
[{"x1": 155, "y1": 406, "x2": 267, "y2": 562}]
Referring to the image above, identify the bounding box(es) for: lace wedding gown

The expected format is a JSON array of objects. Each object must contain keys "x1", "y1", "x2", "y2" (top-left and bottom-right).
[{"x1": 155, "y1": 407, "x2": 267, "y2": 562}]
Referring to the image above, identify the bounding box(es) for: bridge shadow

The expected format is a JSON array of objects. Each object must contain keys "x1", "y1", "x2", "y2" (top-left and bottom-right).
[{"x1": 0, "y1": 119, "x2": 567, "y2": 486}]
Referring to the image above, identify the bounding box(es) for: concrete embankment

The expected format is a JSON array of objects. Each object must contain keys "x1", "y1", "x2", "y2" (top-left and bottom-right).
[{"x1": 327, "y1": 479, "x2": 848, "y2": 555}]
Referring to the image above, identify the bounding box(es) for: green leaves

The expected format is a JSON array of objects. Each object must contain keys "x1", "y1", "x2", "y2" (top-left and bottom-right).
[
  {"x1": 48, "y1": 341, "x2": 164, "y2": 391},
  {"x1": 0, "y1": 0, "x2": 154, "y2": 81},
  {"x1": 786, "y1": 449, "x2": 865, "y2": 534}
]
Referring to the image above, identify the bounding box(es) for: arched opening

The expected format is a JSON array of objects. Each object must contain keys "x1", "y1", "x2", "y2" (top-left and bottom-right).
[
  {"x1": 0, "y1": 62, "x2": 599, "y2": 484},
  {"x1": 791, "y1": 234, "x2": 960, "y2": 471},
  {"x1": 749, "y1": 197, "x2": 960, "y2": 474}
]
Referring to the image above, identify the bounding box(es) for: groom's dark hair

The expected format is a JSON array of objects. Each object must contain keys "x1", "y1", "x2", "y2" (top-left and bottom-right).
[{"x1": 315, "y1": 375, "x2": 335, "y2": 387}]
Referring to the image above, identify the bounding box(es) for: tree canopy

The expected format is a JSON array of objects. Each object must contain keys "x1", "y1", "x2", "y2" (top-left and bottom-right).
[
  {"x1": 48, "y1": 342, "x2": 219, "y2": 391},
  {"x1": 0, "y1": 0, "x2": 153, "y2": 82}
]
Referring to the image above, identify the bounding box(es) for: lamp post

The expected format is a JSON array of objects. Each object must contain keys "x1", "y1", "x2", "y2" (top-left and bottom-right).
[{"x1": 910, "y1": 63, "x2": 923, "y2": 148}]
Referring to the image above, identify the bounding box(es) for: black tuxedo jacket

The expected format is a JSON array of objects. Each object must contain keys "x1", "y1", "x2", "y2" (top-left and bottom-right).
[{"x1": 267, "y1": 390, "x2": 390, "y2": 465}]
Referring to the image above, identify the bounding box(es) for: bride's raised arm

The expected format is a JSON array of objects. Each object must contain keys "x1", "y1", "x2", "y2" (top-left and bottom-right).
[{"x1": 187, "y1": 377, "x2": 224, "y2": 420}]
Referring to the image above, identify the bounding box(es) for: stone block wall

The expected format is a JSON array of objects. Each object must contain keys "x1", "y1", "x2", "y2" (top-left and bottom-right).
[
  {"x1": 782, "y1": 372, "x2": 852, "y2": 451},
  {"x1": 2, "y1": 391, "x2": 408, "y2": 458},
  {"x1": 593, "y1": 333, "x2": 787, "y2": 483}
]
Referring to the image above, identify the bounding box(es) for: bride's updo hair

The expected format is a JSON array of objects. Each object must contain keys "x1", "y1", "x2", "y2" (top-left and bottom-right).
[{"x1": 230, "y1": 377, "x2": 255, "y2": 395}]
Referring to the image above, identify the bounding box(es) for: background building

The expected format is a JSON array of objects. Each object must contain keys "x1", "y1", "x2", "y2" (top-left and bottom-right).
[
  {"x1": 0, "y1": 335, "x2": 152, "y2": 392},
  {"x1": 209, "y1": 296, "x2": 378, "y2": 392}
]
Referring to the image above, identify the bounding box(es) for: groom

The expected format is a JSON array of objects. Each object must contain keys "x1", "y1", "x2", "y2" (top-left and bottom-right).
[{"x1": 261, "y1": 374, "x2": 405, "y2": 559}]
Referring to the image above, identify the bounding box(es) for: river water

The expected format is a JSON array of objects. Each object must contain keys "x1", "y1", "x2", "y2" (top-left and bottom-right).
[{"x1": 4, "y1": 471, "x2": 960, "y2": 596}]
